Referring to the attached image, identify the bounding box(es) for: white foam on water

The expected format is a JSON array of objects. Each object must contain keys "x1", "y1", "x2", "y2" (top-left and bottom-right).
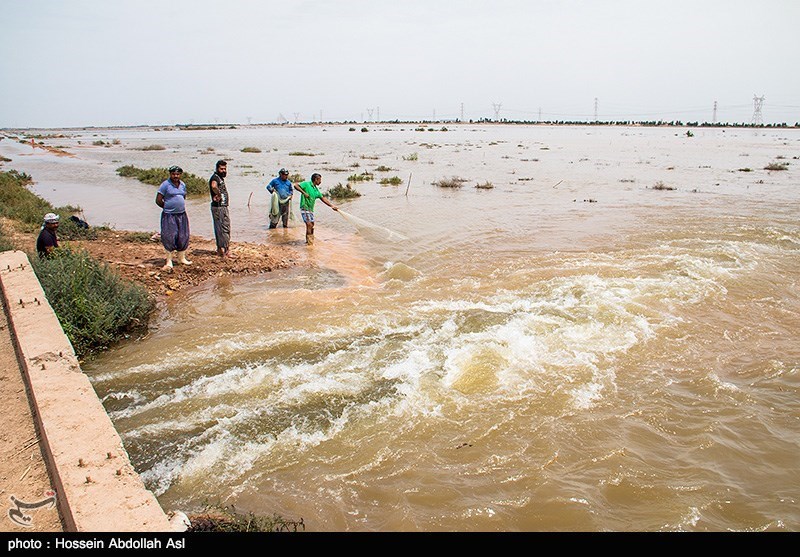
[{"x1": 130, "y1": 229, "x2": 783, "y2": 493}]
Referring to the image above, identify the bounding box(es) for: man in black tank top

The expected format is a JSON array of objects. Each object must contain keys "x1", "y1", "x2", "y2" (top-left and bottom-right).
[{"x1": 209, "y1": 160, "x2": 232, "y2": 258}]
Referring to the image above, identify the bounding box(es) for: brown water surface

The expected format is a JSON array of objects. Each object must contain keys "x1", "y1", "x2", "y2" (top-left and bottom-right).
[{"x1": 3, "y1": 124, "x2": 798, "y2": 531}]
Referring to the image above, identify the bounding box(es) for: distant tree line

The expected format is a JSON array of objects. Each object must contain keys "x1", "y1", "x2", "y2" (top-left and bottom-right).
[{"x1": 471, "y1": 118, "x2": 798, "y2": 128}]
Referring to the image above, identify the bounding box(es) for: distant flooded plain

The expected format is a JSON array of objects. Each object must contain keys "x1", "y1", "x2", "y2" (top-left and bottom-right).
[{"x1": 3, "y1": 124, "x2": 799, "y2": 531}]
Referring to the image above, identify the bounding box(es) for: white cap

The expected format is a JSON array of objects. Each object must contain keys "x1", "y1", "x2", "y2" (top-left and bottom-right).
[{"x1": 43, "y1": 213, "x2": 60, "y2": 224}]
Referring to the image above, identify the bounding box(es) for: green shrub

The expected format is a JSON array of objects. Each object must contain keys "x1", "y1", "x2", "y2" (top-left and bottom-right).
[
  {"x1": 327, "y1": 182, "x2": 361, "y2": 199},
  {"x1": 379, "y1": 176, "x2": 403, "y2": 186},
  {"x1": 241, "y1": 147, "x2": 262, "y2": 153},
  {"x1": 116, "y1": 165, "x2": 207, "y2": 196},
  {"x1": 288, "y1": 173, "x2": 305, "y2": 183},
  {"x1": 764, "y1": 162, "x2": 789, "y2": 171},
  {"x1": 288, "y1": 151, "x2": 316, "y2": 156},
  {"x1": 0, "y1": 170, "x2": 98, "y2": 238},
  {"x1": 136, "y1": 144, "x2": 166, "y2": 151},
  {"x1": 475, "y1": 181, "x2": 494, "y2": 189},
  {"x1": 347, "y1": 172, "x2": 373, "y2": 182},
  {"x1": 403, "y1": 152, "x2": 418, "y2": 161},
  {"x1": 32, "y1": 247, "x2": 154, "y2": 360},
  {"x1": 374, "y1": 165, "x2": 395, "y2": 172}
]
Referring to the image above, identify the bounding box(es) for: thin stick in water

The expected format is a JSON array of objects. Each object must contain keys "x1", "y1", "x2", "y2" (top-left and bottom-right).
[{"x1": 405, "y1": 172, "x2": 412, "y2": 197}]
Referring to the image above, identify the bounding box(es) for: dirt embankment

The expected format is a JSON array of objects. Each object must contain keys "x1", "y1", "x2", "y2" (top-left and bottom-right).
[{"x1": 6, "y1": 222, "x2": 301, "y2": 300}]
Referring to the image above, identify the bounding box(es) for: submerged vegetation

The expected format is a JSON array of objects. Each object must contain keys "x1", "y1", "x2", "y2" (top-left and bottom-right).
[
  {"x1": 764, "y1": 162, "x2": 789, "y2": 171},
  {"x1": 475, "y1": 181, "x2": 494, "y2": 189},
  {"x1": 347, "y1": 172, "x2": 374, "y2": 182},
  {"x1": 116, "y1": 165, "x2": 207, "y2": 196},
  {"x1": 650, "y1": 181, "x2": 676, "y2": 191},
  {"x1": 379, "y1": 176, "x2": 403, "y2": 186},
  {"x1": 240, "y1": 146, "x2": 262, "y2": 153},
  {"x1": 433, "y1": 176, "x2": 469, "y2": 188},
  {"x1": 326, "y1": 182, "x2": 361, "y2": 199}
]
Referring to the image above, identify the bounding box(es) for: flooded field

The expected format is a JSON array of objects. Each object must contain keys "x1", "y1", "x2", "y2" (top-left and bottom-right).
[{"x1": 2, "y1": 124, "x2": 799, "y2": 531}]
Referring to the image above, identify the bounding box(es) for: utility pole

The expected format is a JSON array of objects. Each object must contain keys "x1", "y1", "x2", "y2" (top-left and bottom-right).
[
  {"x1": 594, "y1": 98, "x2": 598, "y2": 122},
  {"x1": 712, "y1": 101, "x2": 718, "y2": 124},
  {"x1": 377, "y1": 106, "x2": 380, "y2": 123},
  {"x1": 538, "y1": 107, "x2": 542, "y2": 122},
  {"x1": 366, "y1": 108, "x2": 374, "y2": 122},
  {"x1": 460, "y1": 103, "x2": 464, "y2": 121},
  {"x1": 752, "y1": 95, "x2": 765, "y2": 126}
]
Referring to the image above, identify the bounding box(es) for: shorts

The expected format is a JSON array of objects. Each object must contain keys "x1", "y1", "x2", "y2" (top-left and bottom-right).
[{"x1": 301, "y1": 210, "x2": 315, "y2": 223}]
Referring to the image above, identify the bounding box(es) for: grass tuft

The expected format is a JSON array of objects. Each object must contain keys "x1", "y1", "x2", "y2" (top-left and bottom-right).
[{"x1": 433, "y1": 176, "x2": 468, "y2": 188}]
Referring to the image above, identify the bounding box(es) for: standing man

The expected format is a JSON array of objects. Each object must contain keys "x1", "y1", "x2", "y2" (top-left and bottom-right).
[
  {"x1": 156, "y1": 165, "x2": 192, "y2": 271},
  {"x1": 36, "y1": 212, "x2": 60, "y2": 258},
  {"x1": 266, "y1": 168, "x2": 293, "y2": 229},
  {"x1": 209, "y1": 159, "x2": 232, "y2": 258},
  {"x1": 294, "y1": 173, "x2": 338, "y2": 245}
]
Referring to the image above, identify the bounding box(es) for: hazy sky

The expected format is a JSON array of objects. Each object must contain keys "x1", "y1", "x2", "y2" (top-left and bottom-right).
[{"x1": 2, "y1": 0, "x2": 798, "y2": 127}]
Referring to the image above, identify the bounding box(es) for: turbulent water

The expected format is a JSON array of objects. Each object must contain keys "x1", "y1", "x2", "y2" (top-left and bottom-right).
[{"x1": 3, "y1": 124, "x2": 799, "y2": 531}]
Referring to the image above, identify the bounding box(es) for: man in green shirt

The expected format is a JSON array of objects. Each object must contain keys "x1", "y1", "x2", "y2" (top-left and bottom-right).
[{"x1": 293, "y1": 173, "x2": 338, "y2": 245}]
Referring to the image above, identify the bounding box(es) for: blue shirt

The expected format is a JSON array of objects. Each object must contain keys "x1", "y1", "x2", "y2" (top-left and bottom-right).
[
  {"x1": 266, "y1": 177, "x2": 293, "y2": 199},
  {"x1": 158, "y1": 180, "x2": 187, "y2": 214}
]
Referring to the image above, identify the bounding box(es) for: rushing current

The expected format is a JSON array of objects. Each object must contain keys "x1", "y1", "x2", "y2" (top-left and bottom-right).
[{"x1": 3, "y1": 124, "x2": 798, "y2": 531}]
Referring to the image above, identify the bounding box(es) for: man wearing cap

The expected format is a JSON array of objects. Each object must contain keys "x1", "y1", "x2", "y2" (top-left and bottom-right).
[
  {"x1": 265, "y1": 168, "x2": 293, "y2": 229},
  {"x1": 156, "y1": 165, "x2": 192, "y2": 271},
  {"x1": 36, "y1": 213, "x2": 60, "y2": 258},
  {"x1": 209, "y1": 159, "x2": 232, "y2": 258}
]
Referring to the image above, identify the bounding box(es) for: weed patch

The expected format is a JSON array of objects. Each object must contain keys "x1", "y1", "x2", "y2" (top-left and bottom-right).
[
  {"x1": 327, "y1": 183, "x2": 361, "y2": 199},
  {"x1": 32, "y1": 247, "x2": 154, "y2": 360}
]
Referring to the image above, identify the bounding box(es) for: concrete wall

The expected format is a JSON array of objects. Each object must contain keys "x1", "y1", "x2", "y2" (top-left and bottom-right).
[{"x1": 0, "y1": 250, "x2": 184, "y2": 532}]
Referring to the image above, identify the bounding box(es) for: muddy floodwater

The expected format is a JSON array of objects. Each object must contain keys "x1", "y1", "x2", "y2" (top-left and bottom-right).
[{"x1": 3, "y1": 124, "x2": 799, "y2": 531}]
